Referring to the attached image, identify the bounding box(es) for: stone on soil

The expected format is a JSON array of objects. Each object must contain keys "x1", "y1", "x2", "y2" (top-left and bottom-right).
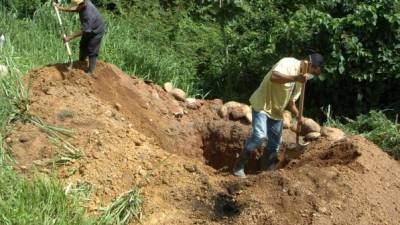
[
  {"x1": 321, "y1": 127, "x2": 345, "y2": 141},
  {"x1": 304, "y1": 132, "x2": 321, "y2": 141},
  {"x1": 163, "y1": 82, "x2": 174, "y2": 93},
  {"x1": 170, "y1": 88, "x2": 186, "y2": 102}
]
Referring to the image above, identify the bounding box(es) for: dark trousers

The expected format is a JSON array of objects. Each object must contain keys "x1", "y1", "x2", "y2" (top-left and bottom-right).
[{"x1": 79, "y1": 32, "x2": 104, "y2": 61}]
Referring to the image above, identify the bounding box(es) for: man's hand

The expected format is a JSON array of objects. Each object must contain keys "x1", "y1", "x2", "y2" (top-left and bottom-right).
[
  {"x1": 295, "y1": 73, "x2": 314, "y2": 83},
  {"x1": 296, "y1": 116, "x2": 306, "y2": 133},
  {"x1": 53, "y1": 2, "x2": 60, "y2": 9},
  {"x1": 63, "y1": 36, "x2": 71, "y2": 43}
]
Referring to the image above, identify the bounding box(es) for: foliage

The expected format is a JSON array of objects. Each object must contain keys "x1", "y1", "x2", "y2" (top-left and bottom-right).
[
  {"x1": 0, "y1": 165, "x2": 92, "y2": 225},
  {"x1": 96, "y1": 189, "x2": 142, "y2": 225},
  {"x1": 348, "y1": 110, "x2": 400, "y2": 159},
  {"x1": 326, "y1": 110, "x2": 400, "y2": 159},
  {"x1": 2, "y1": 0, "x2": 400, "y2": 117}
]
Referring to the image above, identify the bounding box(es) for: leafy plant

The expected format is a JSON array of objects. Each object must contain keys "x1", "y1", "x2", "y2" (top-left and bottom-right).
[
  {"x1": 325, "y1": 109, "x2": 400, "y2": 159},
  {"x1": 96, "y1": 189, "x2": 142, "y2": 225}
]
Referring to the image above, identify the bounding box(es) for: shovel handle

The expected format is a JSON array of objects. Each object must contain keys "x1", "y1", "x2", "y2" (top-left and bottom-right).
[
  {"x1": 53, "y1": 4, "x2": 73, "y2": 58},
  {"x1": 296, "y1": 61, "x2": 308, "y2": 144}
]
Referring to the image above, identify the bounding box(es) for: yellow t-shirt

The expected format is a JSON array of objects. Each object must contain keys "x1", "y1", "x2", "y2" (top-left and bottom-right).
[{"x1": 249, "y1": 57, "x2": 302, "y2": 120}]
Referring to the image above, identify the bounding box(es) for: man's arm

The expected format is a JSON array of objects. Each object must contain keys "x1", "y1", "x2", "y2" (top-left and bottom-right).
[
  {"x1": 286, "y1": 100, "x2": 305, "y2": 126},
  {"x1": 271, "y1": 70, "x2": 307, "y2": 84},
  {"x1": 54, "y1": 3, "x2": 79, "y2": 12},
  {"x1": 286, "y1": 100, "x2": 300, "y2": 119},
  {"x1": 64, "y1": 31, "x2": 83, "y2": 42}
]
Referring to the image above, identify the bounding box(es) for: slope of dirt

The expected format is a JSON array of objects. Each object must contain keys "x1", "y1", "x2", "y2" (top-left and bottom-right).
[{"x1": 5, "y1": 61, "x2": 400, "y2": 225}]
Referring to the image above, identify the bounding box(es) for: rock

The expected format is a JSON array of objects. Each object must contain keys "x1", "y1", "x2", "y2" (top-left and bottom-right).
[
  {"x1": 104, "y1": 110, "x2": 115, "y2": 118},
  {"x1": 138, "y1": 168, "x2": 146, "y2": 176},
  {"x1": 321, "y1": 127, "x2": 345, "y2": 141},
  {"x1": 318, "y1": 207, "x2": 328, "y2": 214},
  {"x1": 170, "y1": 88, "x2": 186, "y2": 102},
  {"x1": 304, "y1": 132, "x2": 321, "y2": 142},
  {"x1": 172, "y1": 107, "x2": 184, "y2": 118},
  {"x1": 184, "y1": 164, "x2": 198, "y2": 173},
  {"x1": 283, "y1": 111, "x2": 292, "y2": 129},
  {"x1": 292, "y1": 118, "x2": 321, "y2": 135},
  {"x1": 163, "y1": 82, "x2": 174, "y2": 93},
  {"x1": 134, "y1": 140, "x2": 142, "y2": 146},
  {"x1": 245, "y1": 111, "x2": 252, "y2": 123},
  {"x1": 114, "y1": 103, "x2": 122, "y2": 111},
  {"x1": 223, "y1": 101, "x2": 251, "y2": 121},
  {"x1": 19, "y1": 134, "x2": 29, "y2": 143},
  {"x1": 230, "y1": 106, "x2": 247, "y2": 120},
  {"x1": 211, "y1": 99, "x2": 223, "y2": 105},
  {"x1": 185, "y1": 98, "x2": 199, "y2": 110},
  {"x1": 218, "y1": 105, "x2": 229, "y2": 118},
  {"x1": 173, "y1": 110, "x2": 184, "y2": 118},
  {"x1": 224, "y1": 101, "x2": 242, "y2": 109},
  {"x1": 0, "y1": 65, "x2": 8, "y2": 77},
  {"x1": 302, "y1": 118, "x2": 321, "y2": 133},
  {"x1": 5, "y1": 137, "x2": 12, "y2": 143}
]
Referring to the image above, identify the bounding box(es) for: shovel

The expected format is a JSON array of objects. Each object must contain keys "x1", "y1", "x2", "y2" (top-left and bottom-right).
[
  {"x1": 296, "y1": 61, "x2": 310, "y2": 149},
  {"x1": 53, "y1": 2, "x2": 73, "y2": 69}
]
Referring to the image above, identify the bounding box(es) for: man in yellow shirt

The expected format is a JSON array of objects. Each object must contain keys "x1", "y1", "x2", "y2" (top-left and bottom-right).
[{"x1": 233, "y1": 53, "x2": 324, "y2": 177}]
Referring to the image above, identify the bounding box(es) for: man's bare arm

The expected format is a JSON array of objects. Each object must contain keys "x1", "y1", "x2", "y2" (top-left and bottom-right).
[
  {"x1": 286, "y1": 100, "x2": 300, "y2": 118},
  {"x1": 54, "y1": 3, "x2": 79, "y2": 12},
  {"x1": 64, "y1": 31, "x2": 83, "y2": 42},
  {"x1": 270, "y1": 70, "x2": 315, "y2": 84}
]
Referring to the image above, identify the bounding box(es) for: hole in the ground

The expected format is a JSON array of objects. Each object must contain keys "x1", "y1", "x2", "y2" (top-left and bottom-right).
[
  {"x1": 214, "y1": 193, "x2": 242, "y2": 218},
  {"x1": 200, "y1": 121, "x2": 362, "y2": 172},
  {"x1": 200, "y1": 121, "x2": 306, "y2": 174},
  {"x1": 201, "y1": 121, "x2": 263, "y2": 174}
]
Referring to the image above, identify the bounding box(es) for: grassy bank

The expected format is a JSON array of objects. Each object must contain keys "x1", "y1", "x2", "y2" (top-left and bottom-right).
[
  {"x1": 326, "y1": 109, "x2": 400, "y2": 159},
  {"x1": 0, "y1": 55, "x2": 91, "y2": 224},
  {"x1": 0, "y1": 24, "x2": 141, "y2": 225},
  {"x1": 0, "y1": 2, "x2": 204, "y2": 96}
]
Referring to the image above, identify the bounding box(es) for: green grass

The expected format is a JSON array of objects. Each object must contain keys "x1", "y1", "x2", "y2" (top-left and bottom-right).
[
  {"x1": 0, "y1": 43, "x2": 93, "y2": 224},
  {"x1": 0, "y1": 45, "x2": 143, "y2": 224},
  {"x1": 0, "y1": 5, "x2": 147, "y2": 221},
  {"x1": 96, "y1": 189, "x2": 142, "y2": 225},
  {"x1": 325, "y1": 107, "x2": 400, "y2": 159},
  {"x1": 0, "y1": 2, "x2": 204, "y2": 97},
  {"x1": 0, "y1": 164, "x2": 92, "y2": 225}
]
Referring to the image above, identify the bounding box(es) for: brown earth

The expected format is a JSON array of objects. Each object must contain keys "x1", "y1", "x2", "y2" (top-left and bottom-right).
[{"x1": 5, "y1": 61, "x2": 400, "y2": 225}]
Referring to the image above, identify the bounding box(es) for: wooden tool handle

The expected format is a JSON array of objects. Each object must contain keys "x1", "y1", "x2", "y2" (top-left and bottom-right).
[
  {"x1": 54, "y1": 5, "x2": 72, "y2": 57},
  {"x1": 296, "y1": 61, "x2": 308, "y2": 144}
]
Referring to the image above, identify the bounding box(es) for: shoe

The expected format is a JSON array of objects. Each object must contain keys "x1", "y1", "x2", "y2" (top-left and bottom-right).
[{"x1": 233, "y1": 150, "x2": 251, "y2": 178}]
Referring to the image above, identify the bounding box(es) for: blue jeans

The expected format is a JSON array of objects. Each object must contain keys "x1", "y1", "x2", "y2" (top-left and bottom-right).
[{"x1": 245, "y1": 110, "x2": 283, "y2": 158}]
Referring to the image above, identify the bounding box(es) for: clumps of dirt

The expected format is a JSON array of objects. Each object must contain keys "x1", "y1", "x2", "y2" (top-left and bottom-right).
[
  {"x1": 287, "y1": 139, "x2": 362, "y2": 169},
  {"x1": 4, "y1": 61, "x2": 400, "y2": 224}
]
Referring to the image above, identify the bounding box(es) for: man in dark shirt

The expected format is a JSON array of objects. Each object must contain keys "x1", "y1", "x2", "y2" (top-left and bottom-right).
[{"x1": 55, "y1": 0, "x2": 105, "y2": 75}]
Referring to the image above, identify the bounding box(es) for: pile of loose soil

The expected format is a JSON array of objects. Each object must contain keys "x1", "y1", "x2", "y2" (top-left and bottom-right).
[{"x1": 5, "y1": 61, "x2": 400, "y2": 225}]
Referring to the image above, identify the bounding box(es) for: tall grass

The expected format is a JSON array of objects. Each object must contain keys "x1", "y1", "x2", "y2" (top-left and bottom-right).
[
  {"x1": 0, "y1": 165, "x2": 92, "y2": 225},
  {"x1": 0, "y1": 79, "x2": 91, "y2": 224},
  {"x1": 0, "y1": 20, "x2": 93, "y2": 225},
  {"x1": 325, "y1": 108, "x2": 400, "y2": 159},
  {"x1": 0, "y1": 1, "x2": 205, "y2": 96}
]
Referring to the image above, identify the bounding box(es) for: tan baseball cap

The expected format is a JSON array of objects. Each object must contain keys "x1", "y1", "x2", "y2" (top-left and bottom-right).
[{"x1": 71, "y1": 0, "x2": 84, "y2": 10}]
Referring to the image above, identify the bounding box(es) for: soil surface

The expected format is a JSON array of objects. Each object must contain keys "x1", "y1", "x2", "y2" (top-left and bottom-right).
[{"x1": 5, "y1": 61, "x2": 400, "y2": 225}]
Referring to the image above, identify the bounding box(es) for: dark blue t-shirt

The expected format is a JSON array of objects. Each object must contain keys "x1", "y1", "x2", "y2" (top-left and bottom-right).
[{"x1": 79, "y1": 0, "x2": 105, "y2": 34}]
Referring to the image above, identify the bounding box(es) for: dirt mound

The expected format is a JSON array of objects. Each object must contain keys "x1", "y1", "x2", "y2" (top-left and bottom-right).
[{"x1": 5, "y1": 61, "x2": 400, "y2": 224}]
